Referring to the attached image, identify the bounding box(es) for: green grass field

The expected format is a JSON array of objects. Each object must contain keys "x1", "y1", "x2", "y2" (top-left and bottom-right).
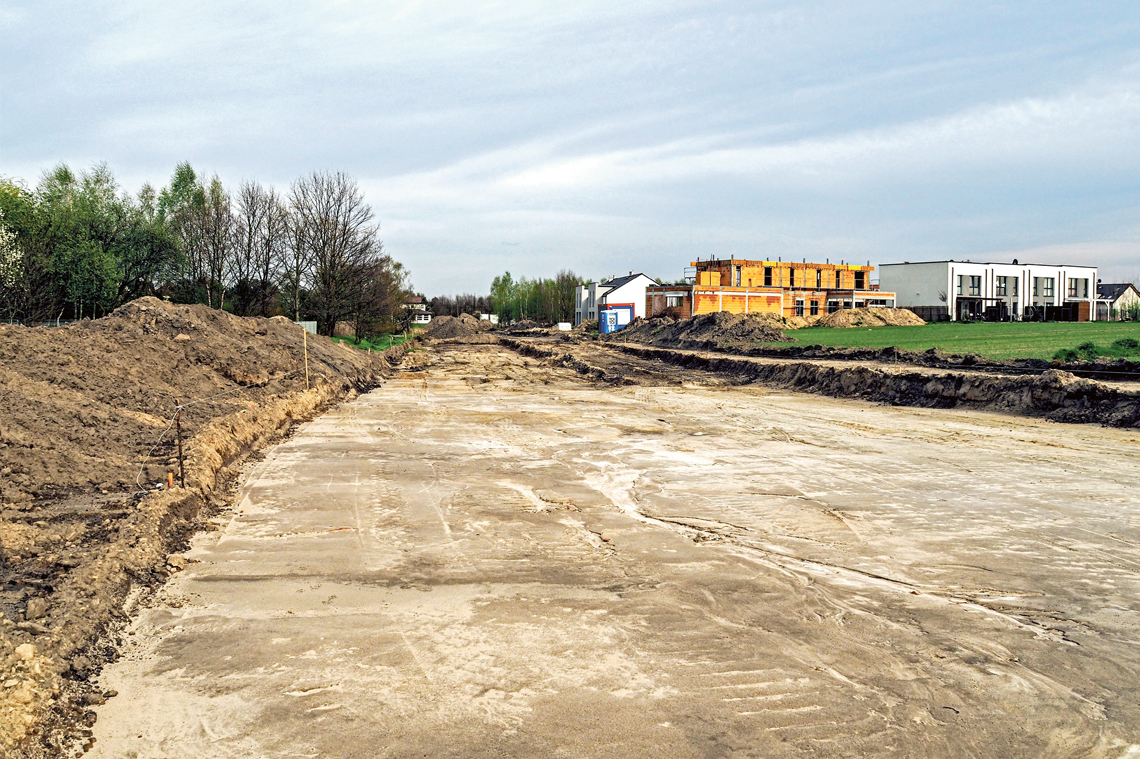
[
  {"x1": 331, "y1": 328, "x2": 422, "y2": 352},
  {"x1": 758, "y1": 321, "x2": 1140, "y2": 361}
]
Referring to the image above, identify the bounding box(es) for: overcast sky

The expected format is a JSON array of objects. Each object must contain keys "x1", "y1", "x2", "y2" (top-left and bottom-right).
[{"x1": 2, "y1": 1, "x2": 1138, "y2": 294}]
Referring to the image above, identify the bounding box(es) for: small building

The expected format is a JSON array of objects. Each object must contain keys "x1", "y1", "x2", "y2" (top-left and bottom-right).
[
  {"x1": 645, "y1": 259, "x2": 893, "y2": 320},
  {"x1": 878, "y1": 260, "x2": 1098, "y2": 321},
  {"x1": 403, "y1": 296, "x2": 432, "y2": 324},
  {"x1": 1096, "y1": 283, "x2": 1140, "y2": 321},
  {"x1": 574, "y1": 273, "x2": 659, "y2": 326}
]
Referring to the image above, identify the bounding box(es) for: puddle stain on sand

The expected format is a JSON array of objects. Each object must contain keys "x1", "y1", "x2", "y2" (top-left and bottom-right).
[{"x1": 91, "y1": 343, "x2": 1140, "y2": 758}]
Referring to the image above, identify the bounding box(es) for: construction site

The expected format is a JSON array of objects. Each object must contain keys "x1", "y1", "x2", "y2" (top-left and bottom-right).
[{"x1": 2, "y1": 300, "x2": 1139, "y2": 758}]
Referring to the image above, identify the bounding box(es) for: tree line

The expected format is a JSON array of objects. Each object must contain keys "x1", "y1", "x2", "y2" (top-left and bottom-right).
[
  {"x1": 487, "y1": 270, "x2": 582, "y2": 323},
  {"x1": 428, "y1": 271, "x2": 585, "y2": 325},
  {"x1": 0, "y1": 162, "x2": 410, "y2": 337}
]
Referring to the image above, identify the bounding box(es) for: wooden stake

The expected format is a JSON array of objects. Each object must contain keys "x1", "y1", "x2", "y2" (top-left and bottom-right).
[
  {"x1": 167, "y1": 471, "x2": 174, "y2": 489},
  {"x1": 175, "y1": 404, "x2": 185, "y2": 488},
  {"x1": 303, "y1": 327, "x2": 310, "y2": 390}
]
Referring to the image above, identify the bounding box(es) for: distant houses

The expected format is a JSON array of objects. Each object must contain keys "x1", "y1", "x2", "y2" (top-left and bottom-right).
[
  {"x1": 573, "y1": 273, "x2": 658, "y2": 328},
  {"x1": 403, "y1": 296, "x2": 432, "y2": 325},
  {"x1": 1096, "y1": 283, "x2": 1140, "y2": 321},
  {"x1": 879, "y1": 260, "x2": 1098, "y2": 321},
  {"x1": 645, "y1": 259, "x2": 893, "y2": 320},
  {"x1": 564, "y1": 256, "x2": 1124, "y2": 332}
]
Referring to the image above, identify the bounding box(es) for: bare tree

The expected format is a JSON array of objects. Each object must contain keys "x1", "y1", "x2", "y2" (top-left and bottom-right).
[
  {"x1": 280, "y1": 205, "x2": 312, "y2": 322},
  {"x1": 231, "y1": 180, "x2": 289, "y2": 316},
  {"x1": 200, "y1": 177, "x2": 232, "y2": 309},
  {"x1": 349, "y1": 254, "x2": 409, "y2": 340},
  {"x1": 289, "y1": 171, "x2": 384, "y2": 335},
  {"x1": 230, "y1": 180, "x2": 268, "y2": 315}
]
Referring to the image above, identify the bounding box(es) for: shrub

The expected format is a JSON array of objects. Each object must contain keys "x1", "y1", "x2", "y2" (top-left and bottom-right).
[
  {"x1": 1112, "y1": 337, "x2": 1139, "y2": 350},
  {"x1": 1053, "y1": 348, "x2": 1078, "y2": 362}
]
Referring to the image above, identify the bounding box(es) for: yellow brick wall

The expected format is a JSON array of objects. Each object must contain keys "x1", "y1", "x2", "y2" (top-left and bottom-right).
[{"x1": 693, "y1": 291, "x2": 783, "y2": 316}]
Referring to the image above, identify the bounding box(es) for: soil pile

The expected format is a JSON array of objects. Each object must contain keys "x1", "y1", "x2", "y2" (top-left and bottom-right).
[
  {"x1": 0, "y1": 297, "x2": 402, "y2": 755},
  {"x1": 500, "y1": 320, "x2": 557, "y2": 336},
  {"x1": 813, "y1": 308, "x2": 926, "y2": 328},
  {"x1": 608, "y1": 312, "x2": 793, "y2": 349},
  {"x1": 424, "y1": 313, "x2": 490, "y2": 340},
  {"x1": 738, "y1": 313, "x2": 815, "y2": 329}
]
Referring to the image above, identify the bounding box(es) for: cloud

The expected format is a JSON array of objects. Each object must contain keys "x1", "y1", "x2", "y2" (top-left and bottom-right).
[{"x1": 2, "y1": 0, "x2": 1139, "y2": 293}]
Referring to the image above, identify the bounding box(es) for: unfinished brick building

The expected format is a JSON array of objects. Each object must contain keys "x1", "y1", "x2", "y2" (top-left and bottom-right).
[{"x1": 646, "y1": 259, "x2": 895, "y2": 320}]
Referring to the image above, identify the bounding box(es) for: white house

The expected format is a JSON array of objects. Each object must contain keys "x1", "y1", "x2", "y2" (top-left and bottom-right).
[
  {"x1": 878, "y1": 260, "x2": 1098, "y2": 322},
  {"x1": 573, "y1": 273, "x2": 659, "y2": 326},
  {"x1": 1096, "y1": 283, "x2": 1140, "y2": 321},
  {"x1": 403, "y1": 296, "x2": 432, "y2": 324}
]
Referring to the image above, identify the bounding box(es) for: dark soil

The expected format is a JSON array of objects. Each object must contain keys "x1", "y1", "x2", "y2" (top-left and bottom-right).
[
  {"x1": 503, "y1": 338, "x2": 1140, "y2": 428},
  {"x1": 719, "y1": 343, "x2": 1140, "y2": 382}
]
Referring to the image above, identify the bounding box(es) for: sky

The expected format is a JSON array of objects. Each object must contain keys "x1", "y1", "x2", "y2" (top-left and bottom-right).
[{"x1": 2, "y1": 1, "x2": 1139, "y2": 295}]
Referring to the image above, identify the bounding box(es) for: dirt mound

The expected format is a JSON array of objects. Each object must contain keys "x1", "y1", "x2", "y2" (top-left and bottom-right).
[
  {"x1": 500, "y1": 319, "x2": 556, "y2": 336},
  {"x1": 734, "y1": 313, "x2": 815, "y2": 330},
  {"x1": 814, "y1": 308, "x2": 926, "y2": 328},
  {"x1": 0, "y1": 297, "x2": 402, "y2": 754},
  {"x1": 609, "y1": 312, "x2": 793, "y2": 349},
  {"x1": 603, "y1": 343, "x2": 1140, "y2": 428},
  {"x1": 424, "y1": 313, "x2": 489, "y2": 340}
]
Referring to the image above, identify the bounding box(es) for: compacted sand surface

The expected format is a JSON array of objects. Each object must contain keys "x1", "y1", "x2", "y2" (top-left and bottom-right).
[{"x1": 88, "y1": 343, "x2": 1140, "y2": 758}]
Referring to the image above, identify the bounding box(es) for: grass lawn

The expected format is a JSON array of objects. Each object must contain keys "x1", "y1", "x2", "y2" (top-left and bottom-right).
[
  {"x1": 331, "y1": 328, "x2": 423, "y2": 352},
  {"x1": 758, "y1": 321, "x2": 1140, "y2": 361}
]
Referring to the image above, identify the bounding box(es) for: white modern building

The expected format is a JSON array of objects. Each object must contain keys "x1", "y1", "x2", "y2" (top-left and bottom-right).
[
  {"x1": 573, "y1": 273, "x2": 659, "y2": 326},
  {"x1": 879, "y1": 260, "x2": 1098, "y2": 322}
]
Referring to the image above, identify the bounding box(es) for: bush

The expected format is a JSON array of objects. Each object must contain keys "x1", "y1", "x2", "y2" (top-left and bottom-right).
[
  {"x1": 1112, "y1": 337, "x2": 1139, "y2": 349},
  {"x1": 1053, "y1": 348, "x2": 1080, "y2": 362}
]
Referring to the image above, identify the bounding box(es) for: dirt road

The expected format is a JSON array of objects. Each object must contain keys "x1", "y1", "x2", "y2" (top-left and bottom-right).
[{"x1": 89, "y1": 342, "x2": 1140, "y2": 758}]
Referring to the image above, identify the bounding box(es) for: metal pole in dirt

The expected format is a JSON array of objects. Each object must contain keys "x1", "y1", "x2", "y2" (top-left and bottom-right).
[
  {"x1": 175, "y1": 403, "x2": 185, "y2": 488},
  {"x1": 303, "y1": 326, "x2": 310, "y2": 390}
]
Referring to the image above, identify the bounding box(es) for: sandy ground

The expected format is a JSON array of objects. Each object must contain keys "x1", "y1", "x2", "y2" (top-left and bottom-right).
[{"x1": 88, "y1": 343, "x2": 1140, "y2": 758}]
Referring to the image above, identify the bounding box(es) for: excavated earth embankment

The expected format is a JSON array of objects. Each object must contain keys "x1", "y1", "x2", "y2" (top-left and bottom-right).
[
  {"x1": 0, "y1": 298, "x2": 405, "y2": 756},
  {"x1": 721, "y1": 343, "x2": 1140, "y2": 382},
  {"x1": 503, "y1": 338, "x2": 1140, "y2": 427},
  {"x1": 606, "y1": 312, "x2": 1140, "y2": 381}
]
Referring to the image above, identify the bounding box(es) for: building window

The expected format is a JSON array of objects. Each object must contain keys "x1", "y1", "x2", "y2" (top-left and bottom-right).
[
  {"x1": 790, "y1": 268, "x2": 796, "y2": 287},
  {"x1": 1082, "y1": 279, "x2": 1089, "y2": 297},
  {"x1": 795, "y1": 299, "x2": 805, "y2": 317},
  {"x1": 836, "y1": 271, "x2": 841, "y2": 288},
  {"x1": 828, "y1": 300, "x2": 841, "y2": 313},
  {"x1": 1033, "y1": 278, "x2": 1039, "y2": 296},
  {"x1": 764, "y1": 267, "x2": 773, "y2": 286},
  {"x1": 1042, "y1": 278, "x2": 1055, "y2": 298},
  {"x1": 957, "y1": 275, "x2": 964, "y2": 296},
  {"x1": 968, "y1": 276, "x2": 981, "y2": 296},
  {"x1": 1012, "y1": 278, "x2": 1018, "y2": 296},
  {"x1": 854, "y1": 271, "x2": 866, "y2": 289},
  {"x1": 996, "y1": 276, "x2": 1007, "y2": 297},
  {"x1": 1068, "y1": 279, "x2": 1078, "y2": 297},
  {"x1": 735, "y1": 265, "x2": 742, "y2": 287},
  {"x1": 816, "y1": 270, "x2": 822, "y2": 289},
  {"x1": 810, "y1": 300, "x2": 819, "y2": 315},
  {"x1": 666, "y1": 295, "x2": 683, "y2": 308}
]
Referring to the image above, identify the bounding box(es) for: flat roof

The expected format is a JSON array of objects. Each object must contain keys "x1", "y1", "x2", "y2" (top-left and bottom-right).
[
  {"x1": 880, "y1": 260, "x2": 1097, "y2": 268},
  {"x1": 692, "y1": 259, "x2": 871, "y2": 269}
]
